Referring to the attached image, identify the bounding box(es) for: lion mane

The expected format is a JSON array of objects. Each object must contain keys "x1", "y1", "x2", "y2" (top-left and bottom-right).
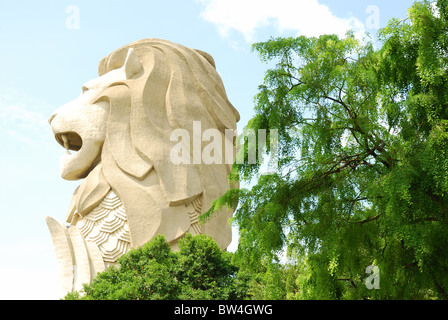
[{"x1": 65, "y1": 38, "x2": 240, "y2": 254}]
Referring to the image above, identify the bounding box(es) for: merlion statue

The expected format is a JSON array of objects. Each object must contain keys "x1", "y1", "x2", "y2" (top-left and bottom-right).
[{"x1": 46, "y1": 39, "x2": 240, "y2": 295}]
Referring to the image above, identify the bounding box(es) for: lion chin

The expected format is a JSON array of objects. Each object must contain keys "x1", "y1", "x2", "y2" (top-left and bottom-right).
[{"x1": 45, "y1": 39, "x2": 240, "y2": 297}]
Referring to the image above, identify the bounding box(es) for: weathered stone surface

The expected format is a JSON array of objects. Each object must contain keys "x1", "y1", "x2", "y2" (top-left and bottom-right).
[{"x1": 46, "y1": 39, "x2": 239, "y2": 296}]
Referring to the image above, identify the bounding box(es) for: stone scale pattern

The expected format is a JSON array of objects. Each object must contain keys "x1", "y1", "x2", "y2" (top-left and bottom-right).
[{"x1": 76, "y1": 190, "x2": 131, "y2": 267}]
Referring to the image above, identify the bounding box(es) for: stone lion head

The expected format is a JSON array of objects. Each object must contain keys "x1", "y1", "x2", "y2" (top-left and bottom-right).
[{"x1": 48, "y1": 38, "x2": 239, "y2": 265}]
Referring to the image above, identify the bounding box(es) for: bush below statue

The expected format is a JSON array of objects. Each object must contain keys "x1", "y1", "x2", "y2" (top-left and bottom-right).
[{"x1": 64, "y1": 234, "x2": 251, "y2": 300}]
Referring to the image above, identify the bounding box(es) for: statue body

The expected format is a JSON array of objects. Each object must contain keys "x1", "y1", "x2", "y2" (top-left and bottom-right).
[{"x1": 46, "y1": 39, "x2": 239, "y2": 295}]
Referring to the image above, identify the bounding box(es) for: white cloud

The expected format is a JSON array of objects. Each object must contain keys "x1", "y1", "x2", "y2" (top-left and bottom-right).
[
  {"x1": 198, "y1": 0, "x2": 366, "y2": 43},
  {"x1": 0, "y1": 267, "x2": 59, "y2": 300},
  {"x1": 0, "y1": 104, "x2": 46, "y2": 128},
  {"x1": 0, "y1": 89, "x2": 55, "y2": 149},
  {"x1": 0, "y1": 240, "x2": 60, "y2": 300},
  {"x1": 431, "y1": 1, "x2": 440, "y2": 18}
]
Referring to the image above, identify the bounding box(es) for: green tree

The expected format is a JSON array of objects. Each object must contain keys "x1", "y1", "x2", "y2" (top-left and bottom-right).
[
  {"x1": 206, "y1": 0, "x2": 448, "y2": 299},
  {"x1": 64, "y1": 234, "x2": 250, "y2": 300}
]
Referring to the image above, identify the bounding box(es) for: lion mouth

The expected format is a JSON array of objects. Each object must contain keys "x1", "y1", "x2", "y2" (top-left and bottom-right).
[{"x1": 55, "y1": 132, "x2": 83, "y2": 154}]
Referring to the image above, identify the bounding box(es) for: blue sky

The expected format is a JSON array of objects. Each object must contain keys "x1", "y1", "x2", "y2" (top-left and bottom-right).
[{"x1": 0, "y1": 0, "x2": 415, "y2": 299}]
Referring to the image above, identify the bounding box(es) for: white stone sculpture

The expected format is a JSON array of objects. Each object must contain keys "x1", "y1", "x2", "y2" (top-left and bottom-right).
[{"x1": 46, "y1": 39, "x2": 240, "y2": 296}]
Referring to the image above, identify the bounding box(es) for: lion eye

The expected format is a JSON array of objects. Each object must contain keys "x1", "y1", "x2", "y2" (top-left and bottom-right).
[{"x1": 82, "y1": 86, "x2": 90, "y2": 94}]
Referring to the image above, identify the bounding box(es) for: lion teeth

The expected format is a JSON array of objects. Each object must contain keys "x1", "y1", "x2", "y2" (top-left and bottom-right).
[
  {"x1": 61, "y1": 134, "x2": 69, "y2": 148},
  {"x1": 61, "y1": 134, "x2": 71, "y2": 154}
]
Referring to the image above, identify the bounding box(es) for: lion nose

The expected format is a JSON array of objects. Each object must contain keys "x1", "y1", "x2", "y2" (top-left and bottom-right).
[{"x1": 48, "y1": 114, "x2": 57, "y2": 125}]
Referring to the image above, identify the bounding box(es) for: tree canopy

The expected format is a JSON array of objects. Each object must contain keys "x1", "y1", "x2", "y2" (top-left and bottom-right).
[
  {"x1": 66, "y1": 0, "x2": 448, "y2": 300},
  {"x1": 64, "y1": 234, "x2": 250, "y2": 300},
  {"x1": 206, "y1": 0, "x2": 448, "y2": 299}
]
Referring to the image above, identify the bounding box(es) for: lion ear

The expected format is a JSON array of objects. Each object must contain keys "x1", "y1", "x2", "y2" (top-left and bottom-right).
[
  {"x1": 194, "y1": 49, "x2": 216, "y2": 69},
  {"x1": 124, "y1": 48, "x2": 144, "y2": 79}
]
